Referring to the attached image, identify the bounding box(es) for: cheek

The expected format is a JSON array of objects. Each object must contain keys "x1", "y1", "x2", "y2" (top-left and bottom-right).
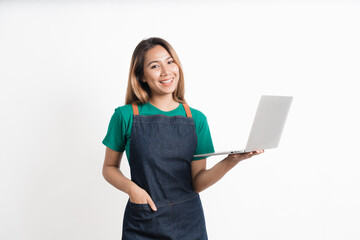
[
  {"x1": 171, "y1": 65, "x2": 180, "y2": 76},
  {"x1": 144, "y1": 71, "x2": 160, "y2": 83}
]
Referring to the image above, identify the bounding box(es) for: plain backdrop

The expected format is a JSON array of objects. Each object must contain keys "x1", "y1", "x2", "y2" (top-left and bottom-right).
[{"x1": 1, "y1": 1, "x2": 359, "y2": 239}]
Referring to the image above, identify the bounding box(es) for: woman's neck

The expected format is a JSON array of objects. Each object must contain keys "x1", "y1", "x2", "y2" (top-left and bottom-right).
[{"x1": 149, "y1": 95, "x2": 179, "y2": 112}]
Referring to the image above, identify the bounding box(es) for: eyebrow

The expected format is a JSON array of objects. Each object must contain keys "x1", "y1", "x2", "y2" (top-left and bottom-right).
[{"x1": 146, "y1": 56, "x2": 173, "y2": 67}]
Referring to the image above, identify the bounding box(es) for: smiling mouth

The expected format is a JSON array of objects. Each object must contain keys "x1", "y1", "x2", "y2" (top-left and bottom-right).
[{"x1": 160, "y1": 78, "x2": 174, "y2": 84}]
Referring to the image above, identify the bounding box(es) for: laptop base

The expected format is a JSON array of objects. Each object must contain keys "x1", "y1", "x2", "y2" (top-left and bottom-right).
[{"x1": 194, "y1": 150, "x2": 247, "y2": 158}]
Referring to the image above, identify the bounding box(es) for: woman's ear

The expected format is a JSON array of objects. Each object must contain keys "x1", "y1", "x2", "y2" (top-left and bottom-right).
[{"x1": 138, "y1": 76, "x2": 146, "y2": 83}]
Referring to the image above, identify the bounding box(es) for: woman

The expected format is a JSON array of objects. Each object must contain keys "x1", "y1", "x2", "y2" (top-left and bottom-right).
[{"x1": 102, "y1": 37, "x2": 264, "y2": 239}]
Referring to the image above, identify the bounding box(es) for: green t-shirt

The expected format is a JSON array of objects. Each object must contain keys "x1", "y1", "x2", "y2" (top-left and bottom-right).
[{"x1": 102, "y1": 102, "x2": 215, "y2": 162}]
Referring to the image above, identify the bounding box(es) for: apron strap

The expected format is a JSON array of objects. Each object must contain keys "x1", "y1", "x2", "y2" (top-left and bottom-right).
[
  {"x1": 132, "y1": 103, "x2": 139, "y2": 116},
  {"x1": 182, "y1": 103, "x2": 192, "y2": 118}
]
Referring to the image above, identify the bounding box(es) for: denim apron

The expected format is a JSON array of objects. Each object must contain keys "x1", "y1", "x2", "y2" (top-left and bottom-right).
[{"x1": 122, "y1": 102, "x2": 208, "y2": 240}]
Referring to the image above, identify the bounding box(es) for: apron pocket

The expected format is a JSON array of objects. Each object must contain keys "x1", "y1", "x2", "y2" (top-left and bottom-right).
[
  {"x1": 123, "y1": 200, "x2": 162, "y2": 237},
  {"x1": 128, "y1": 200, "x2": 152, "y2": 211}
]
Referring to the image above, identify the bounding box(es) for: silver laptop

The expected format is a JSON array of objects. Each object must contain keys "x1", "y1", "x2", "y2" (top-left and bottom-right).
[{"x1": 193, "y1": 95, "x2": 293, "y2": 158}]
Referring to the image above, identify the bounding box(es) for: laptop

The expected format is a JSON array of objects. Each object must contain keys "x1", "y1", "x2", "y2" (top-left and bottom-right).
[{"x1": 193, "y1": 95, "x2": 293, "y2": 158}]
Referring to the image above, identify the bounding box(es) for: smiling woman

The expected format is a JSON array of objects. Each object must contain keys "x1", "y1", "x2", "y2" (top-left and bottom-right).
[
  {"x1": 101, "y1": 37, "x2": 263, "y2": 240},
  {"x1": 125, "y1": 37, "x2": 185, "y2": 106},
  {"x1": 141, "y1": 45, "x2": 180, "y2": 100}
]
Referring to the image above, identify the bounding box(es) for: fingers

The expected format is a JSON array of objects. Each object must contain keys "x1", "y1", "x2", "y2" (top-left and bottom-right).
[
  {"x1": 241, "y1": 150, "x2": 263, "y2": 160},
  {"x1": 147, "y1": 198, "x2": 157, "y2": 212},
  {"x1": 252, "y1": 150, "x2": 264, "y2": 156},
  {"x1": 230, "y1": 149, "x2": 264, "y2": 159}
]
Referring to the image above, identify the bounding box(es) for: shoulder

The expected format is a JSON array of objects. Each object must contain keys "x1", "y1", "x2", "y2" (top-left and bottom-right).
[
  {"x1": 112, "y1": 104, "x2": 134, "y2": 121},
  {"x1": 189, "y1": 106, "x2": 208, "y2": 124},
  {"x1": 115, "y1": 104, "x2": 133, "y2": 113}
]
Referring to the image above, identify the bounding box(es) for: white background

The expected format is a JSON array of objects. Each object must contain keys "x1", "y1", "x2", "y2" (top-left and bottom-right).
[{"x1": 1, "y1": 1, "x2": 359, "y2": 239}]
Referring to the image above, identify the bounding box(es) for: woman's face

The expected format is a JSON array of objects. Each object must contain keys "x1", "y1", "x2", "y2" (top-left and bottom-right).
[{"x1": 142, "y1": 45, "x2": 180, "y2": 98}]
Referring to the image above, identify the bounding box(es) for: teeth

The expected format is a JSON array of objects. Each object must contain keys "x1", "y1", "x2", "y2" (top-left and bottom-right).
[{"x1": 160, "y1": 78, "x2": 173, "y2": 83}]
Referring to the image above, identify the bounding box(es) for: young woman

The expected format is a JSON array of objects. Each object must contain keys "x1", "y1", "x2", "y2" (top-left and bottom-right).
[{"x1": 102, "y1": 37, "x2": 264, "y2": 239}]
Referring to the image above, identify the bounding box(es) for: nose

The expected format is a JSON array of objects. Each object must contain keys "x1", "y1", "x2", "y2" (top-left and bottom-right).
[{"x1": 160, "y1": 65, "x2": 171, "y2": 77}]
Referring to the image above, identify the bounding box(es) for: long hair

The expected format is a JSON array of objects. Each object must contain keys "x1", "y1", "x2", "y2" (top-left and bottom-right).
[{"x1": 125, "y1": 37, "x2": 186, "y2": 105}]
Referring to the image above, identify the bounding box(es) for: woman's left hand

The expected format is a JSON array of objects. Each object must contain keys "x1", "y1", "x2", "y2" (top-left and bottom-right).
[
  {"x1": 191, "y1": 150, "x2": 265, "y2": 193},
  {"x1": 225, "y1": 149, "x2": 264, "y2": 166}
]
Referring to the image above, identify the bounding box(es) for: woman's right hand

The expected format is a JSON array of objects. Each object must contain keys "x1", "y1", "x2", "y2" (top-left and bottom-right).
[{"x1": 128, "y1": 185, "x2": 157, "y2": 211}]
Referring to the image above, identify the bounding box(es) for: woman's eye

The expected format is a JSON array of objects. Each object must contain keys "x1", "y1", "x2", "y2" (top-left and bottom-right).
[
  {"x1": 151, "y1": 65, "x2": 159, "y2": 69},
  {"x1": 168, "y1": 60, "x2": 174, "y2": 64}
]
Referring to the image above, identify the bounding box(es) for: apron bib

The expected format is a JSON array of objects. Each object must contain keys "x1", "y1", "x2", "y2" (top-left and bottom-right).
[{"x1": 122, "y1": 103, "x2": 208, "y2": 240}]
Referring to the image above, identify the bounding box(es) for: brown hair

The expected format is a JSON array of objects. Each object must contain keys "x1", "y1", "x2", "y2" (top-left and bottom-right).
[{"x1": 125, "y1": 37, "x2": 186, "y2": 105}]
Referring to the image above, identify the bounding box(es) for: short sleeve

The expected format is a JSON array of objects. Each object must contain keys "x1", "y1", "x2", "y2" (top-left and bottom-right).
[
  {"x1": 102, "y1": 108, "x2": 126, "y2": 152},
  {"x1": 193, "y1": 112, "x2": 215, "y2": 161}
]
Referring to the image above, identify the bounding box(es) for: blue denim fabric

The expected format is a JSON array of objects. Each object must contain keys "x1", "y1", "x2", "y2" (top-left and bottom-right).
[{"x1": 122, "y1": 106, "x2": 208, "y2": 240}]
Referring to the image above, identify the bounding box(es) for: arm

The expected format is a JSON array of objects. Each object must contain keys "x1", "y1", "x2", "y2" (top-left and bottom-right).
[
  {"x1": 102, "y1": 147, "x2": 136, "y2": 195},
  {"x1": 102, "y1": 147, "x2": 158, "y2": 211},
  {"x1": 191, "y1": 150, "x2": 264, "y2": 193}
]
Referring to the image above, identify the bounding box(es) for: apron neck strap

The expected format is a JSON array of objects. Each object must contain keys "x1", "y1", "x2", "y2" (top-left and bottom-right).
[
  {"x1": 132, "y1": 102, "x2": 192, "y2": 118},
  {"x1": 132, "y1": 103, "x2": 139, "y2": 116},
  {"x1": 182, "y1": 103, "x2": 192, "y2": 118}
]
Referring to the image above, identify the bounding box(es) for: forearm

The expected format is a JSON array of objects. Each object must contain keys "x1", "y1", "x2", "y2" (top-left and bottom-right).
[
  {"x1": 192, "y1": 156, "x2": 239, "y2": 193},
  {"x1": 102, "y1": 166, "x2": 137, "y2": 195}
]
